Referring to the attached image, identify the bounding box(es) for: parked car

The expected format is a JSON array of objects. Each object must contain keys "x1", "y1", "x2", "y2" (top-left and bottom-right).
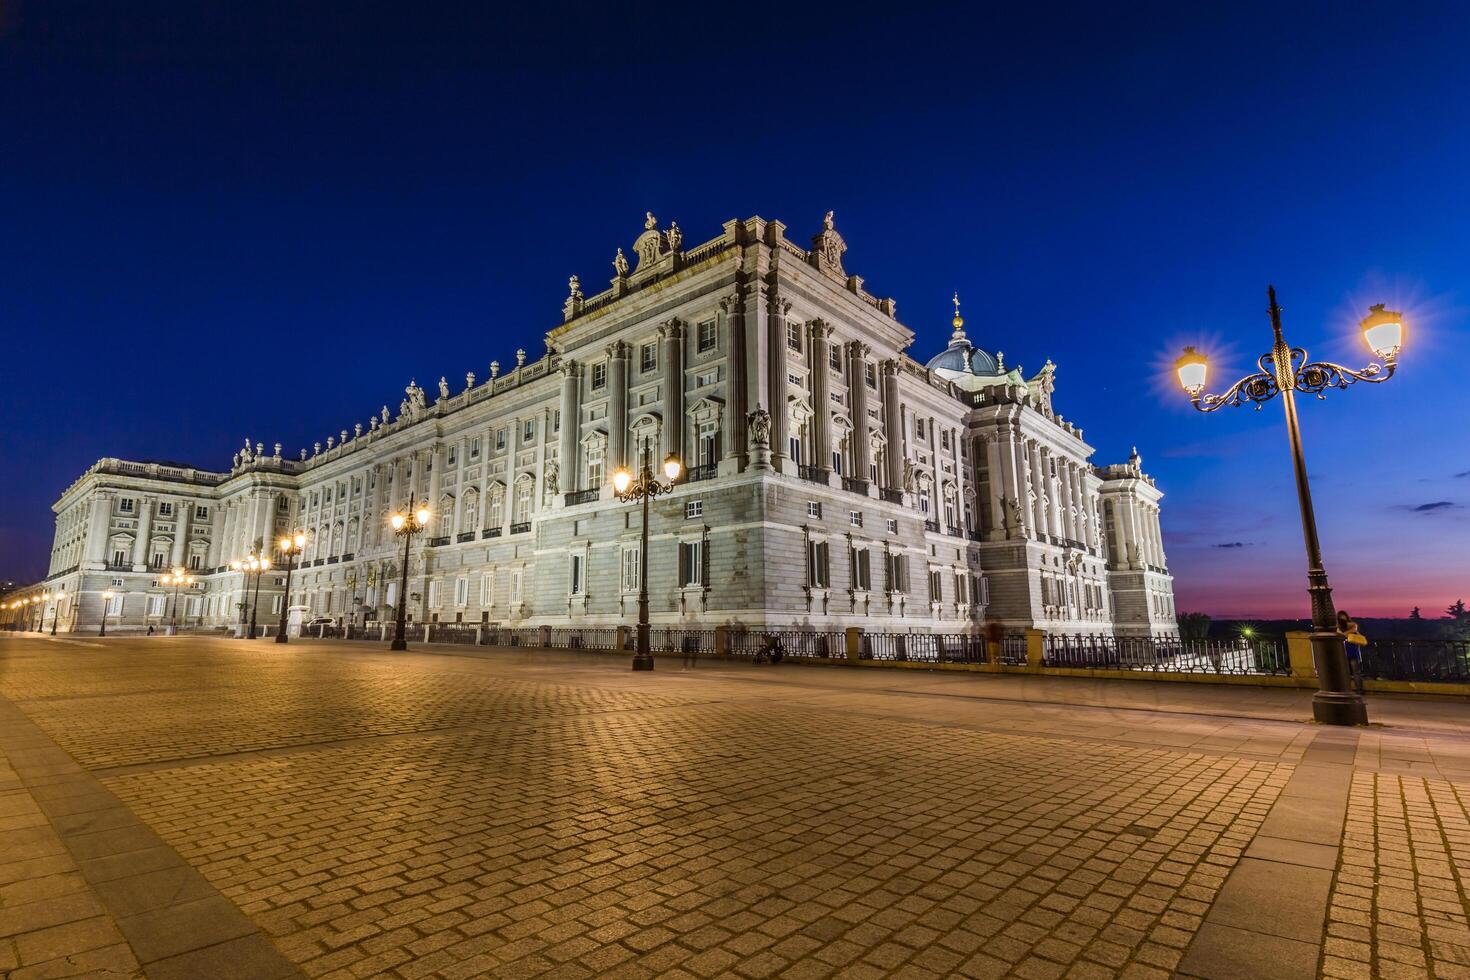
[{"x1": 303, "y1": 616, "x2": 338, "y2": 636}]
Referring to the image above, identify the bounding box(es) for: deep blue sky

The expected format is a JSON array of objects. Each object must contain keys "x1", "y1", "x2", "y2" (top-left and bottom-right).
[{"x1": 2, "y1": 1, "x2": 1466, "y2": 615}]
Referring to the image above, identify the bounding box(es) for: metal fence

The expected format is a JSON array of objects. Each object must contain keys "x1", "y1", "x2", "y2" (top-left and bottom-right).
[
  {"x1": 1361, "y1": 639, "x2": 1470, "y2": 683},
  {"x1": 1040, "y1": 634, "x2": 1290, "y2": 676}
]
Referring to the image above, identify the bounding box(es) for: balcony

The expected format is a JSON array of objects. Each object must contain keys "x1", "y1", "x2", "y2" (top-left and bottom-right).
[
  {"x1": 509, "y1": 522, "x2": 531, "y2": 535},
  {"x1": 798, "y1": 465, "x2": 830, "y2": 485},
  {"x1": 105, "y1": 562, "x2": 131, "y2": 572},
  {"x1": 564, "y1": 489, "x2": 599, "y2": 506},
  {"x1": 684, "y1": 463, "x2": 718, "y2": 484},
  {"x1": 924, "y1": 519, "x2": 940, "y2": 533},
  {"x1": 841, "y1": 477, "x2": 869, "y2": 495},
  {"x1": 326, "y1": 555, "x2": 340, "y2": 564},
  {"x1": 341, "y1": 553, "x2": 354, "y2": 562},
  {"x1": 946, "y1": 526, "x2": 963, "y2": 538},
  {"x1": 880, "y1": 488, "x2": 904, "y2": 504},
  {"x1": 456, "y1": 532, "x2": 476, "y2": 543},
  {"x1": 428, "y1": 536, "x2": 450, "y2": 547},
  {"x1": 483, "y1": 527, "x2": 502, "y2": 539}
]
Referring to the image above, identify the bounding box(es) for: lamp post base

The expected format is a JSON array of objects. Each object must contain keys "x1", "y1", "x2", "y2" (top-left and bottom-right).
[
  {"x1": 390, "y1": 638, "x2": 408, "y2": 651},
  {"x1": 631, "y1": 654, "x2": 655, "y2": 671},
  {"x1": 1312, "y1": 691, "x2": 1368, "y2": 726},
  {"x1": 274, "y1": 633, "x2": 288, "y2": 644}
]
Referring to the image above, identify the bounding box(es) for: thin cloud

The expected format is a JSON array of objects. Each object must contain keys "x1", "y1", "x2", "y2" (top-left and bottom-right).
[
  {"x1": 1213, "y1": 541, "x2": 1248, "y2": 548},
  {"x1": 1410, "y1": 501, "x2": 1457, "y2": 513},
  {"x1": 1456, "y1": 470, "x2": 1470, "y2": 479}
]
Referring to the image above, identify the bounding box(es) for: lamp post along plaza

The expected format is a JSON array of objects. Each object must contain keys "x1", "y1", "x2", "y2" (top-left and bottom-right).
[
  {"x1": 276, "y1": 531, "x2": 307, "y2": 643},
  {"x1": 612, "y1": 451, "x2": 684, "y2": 671},
  {"x1": 99, "y1": 590, "x2": 114, "y2": 637},
  {"x1": 1175, "y1": 287, "x2": 1403, "y2": 726},
  {"x1": 36, "y1": 593, "x2": 49, "y2": 632},
  {"x1": 389, "y1": 503, "x2": 431, "y2": 651},
  {"x1": 162, "y1": 568, "x2": 195, "y2": 635},
  {"x1": 230, "y1": 553, "x2": 271, "y2": 639},
  {"x1": 50, "y1": 590, "x2": 63, "y2": 635}
]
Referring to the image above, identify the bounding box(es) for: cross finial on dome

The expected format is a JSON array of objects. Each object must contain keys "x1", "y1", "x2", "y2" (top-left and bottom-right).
[{"x1": 951, "y1": 292, "x2": 967, "y2": 343}]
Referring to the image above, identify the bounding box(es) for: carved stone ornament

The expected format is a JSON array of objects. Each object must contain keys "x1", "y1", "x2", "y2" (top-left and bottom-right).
[
  {"x1": 746, "y1": 408, "x2": 772, "y2": 448},
  {"x1": 543, "y1": 460, "x2": 559, "y2": 496},
  {"x1": 811, "y1": 210, "x2": 847, "y2": 275},
  {"x1": 438, "y1": 377, "x2": 450, "y2": 401},
  {"x1": 613, "y1": 248, "x2": 629, "y2": 278},
  {"x1": 632, "y1": 212, "x2": 668, "y2": 271}
]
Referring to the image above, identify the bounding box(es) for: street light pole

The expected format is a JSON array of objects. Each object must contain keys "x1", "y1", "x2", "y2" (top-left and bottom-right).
[
  {"x1": 1175, "y1": 287, "x2": 1403, "y2": 726},
  {"x1": 389, "y1": 502, "x2": 431, "y2": 651},
  {"x1": 99, "y1": 590, "x2": 114, "y2": 637},
  {"x1": 275, "y1": 532, "x2": 306, "y2": 644},
  {"x1": 249, "y1": 558, "x2": 268, "y2": 639},
  {"x1": 51, "y1": 590, "x2": 62, "y2": 635},
  {"x1": 612, "y1": 450, "x2": 684, "y2": 671}
]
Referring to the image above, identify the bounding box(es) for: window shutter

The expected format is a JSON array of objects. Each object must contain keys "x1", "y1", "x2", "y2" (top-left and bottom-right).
[
  {"x1": 678, "y1": 542, "x2": 688, "y2": 587},
  {"x1": 701, "y1": 540, "x2": 709, "y2": 586}
]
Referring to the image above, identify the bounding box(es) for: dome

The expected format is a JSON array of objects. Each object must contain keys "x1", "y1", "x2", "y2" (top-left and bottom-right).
[{"x1": 925, "y1": 294, "x2": 1013, "y2": 389}]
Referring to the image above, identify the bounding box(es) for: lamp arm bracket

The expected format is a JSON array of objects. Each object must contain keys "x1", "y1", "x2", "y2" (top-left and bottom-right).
[{"x1": 1294, "y1": 355, "x2": 1396, "y2": 398}]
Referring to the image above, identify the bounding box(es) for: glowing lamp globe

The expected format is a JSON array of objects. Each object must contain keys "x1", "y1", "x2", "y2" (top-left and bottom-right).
[
  {"x1": 662, "y1": 453, "x2": 683, "y2": 482},
  {"x1": 612, "y1": 469, "x2": 633, "y2": 495},
  {"x1": 1175, "y1": 346, "x2": 1208, "y2": 394},
  {"x1": 390, "y1": 513, "x2": 406, "y2": 531},
  {"x1": 1360, "y1": 304, "x2": 1403, "y2": 359},
  {"x1": 414, "y1": 506, "x2": 431, "y2": 526},
  {"x1": 293, "y1": 532, "x2": 307, "y2": 549}
]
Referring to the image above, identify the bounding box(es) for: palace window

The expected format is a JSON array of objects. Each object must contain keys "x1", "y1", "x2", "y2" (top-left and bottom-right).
[
  {"x1": 829, "y1": 345, "x2": 841, "y2": 371},
  {"x1": 112, "y1": 551, "x2": 127, "y2": 567},
  {"x1": 592, "y1": 363, "x2": 607, "y2": 389},
  {"x1": 513, "y1": 482, "x2": 533, "y2": 523},
  {"x1": 585, "y1": 447, "x2": 604, "y2": 490},
  {"x1": 885, "y1": 552, "x2": 907, "y2": 593},
  {"x1": 522, "y1": 418, "x2": 536, "y2": 442},
  {"x1": 470, "y1": 436, "x2": 481, "y2": 459},
  {"x1": 427, "y1": 580, "x2": 441, "y2": 608},
  {"x1": 697, "y1": 422, "x2": 720, "y2": 466},
  {"x1": 807, "y1": 539, "x2": 830, "y2": 589},
  {"x1": 697, "y1": 320, "x2": 717, "y2": 352},
  {"x1": 866, "y1": 362, "x2": 877, "y2": 387},
  {"x1": 678, "y1": 540, "x2": 706, "y2": 587},
  {"x1": 685, "y1": 499, "x2": 703, "y2": 520},
  {"x1": 455, "y1": 577, "x2": 469, "y2": 607},
  {"x1": 640, "y1": 342, "x2": 657, "y2": 373},
  {"x1": 786, "y1": 323, "x2": 802, "y2": 352},
  {"x1": 955, "y1": 572, "x2": 969, "y2": 605},
  {"x1": 150, "y1": 553, "x2": 165, "y2": 569},
  {"x1": 488, "y1": 492, "x2": 503, "y2": 529},
  {"x1": 886, "y1": 518, "x2": 898, "y2": 534},
  {"x1": 195, "y1": 505, "x2": 209, "y2": 520},
  {"x1": 849, "y1": 546, "x2": 871, "y2": 590},
  {"x1": 481, "y1": 571, "x2": 494, "y2": 607},
  {"x1": 849, "y1": 510, "x2": 863, "y2": 528},
  {"x1": 119, "y1": 498, "x2": 134, "y2": 513},
  {"x1": 941, "y1": 430, "x2": 951, "y2": 450},
  {"x1": 147, "y1": 595, "x2": 166, "y2": 617},
  {"x1": 919, "y1": 486, "x2": 931, "y2": 514},
  {"x1": 568, "y1": 554, "x2": 585, "y2": 596},
  {"x1": 447, "y1": 446, "x2": 457, "y2": 465},
  {"x1": 929, "y1": 568, "x2": 943, "y2": 602},
  {"x1": 807, "y1": 501, "x2": 822, "y2": 519},
  {"x1": 789, "y1": 437, "x2": 803, "y2": 466},
  {"x1": 189, "y1": 555, "x2": 201, "y2": 570},
  {"x1": 621, "y1": 548, "x2": 640, "y2": 592},
  {"x1": 696, "y1": 369, "x2": 719, "y2": 388},
  {"x1": 158, "y1": 502, "x2": 173, "y2": 517},
  {"x1": 496, "y1": 429, "x2": 507, "y2": 451},
  {"x1": 831, "y1": 451, "x2": 843, "y2": 477},
  {"x1": 510, "y1": 569, "x2": 523, "y2": 603}
]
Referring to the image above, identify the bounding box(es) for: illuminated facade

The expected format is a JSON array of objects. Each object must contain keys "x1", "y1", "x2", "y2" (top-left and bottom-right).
[{"x1": 34, "y1": 213, "x2": 1175, "y2": 637}]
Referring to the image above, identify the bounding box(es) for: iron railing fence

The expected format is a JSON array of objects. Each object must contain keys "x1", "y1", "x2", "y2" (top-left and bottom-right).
[
  {"x1": 1043, "y1": 633, "x2": 1289, "y2": 675},
  {"x1": 1361, "y1": 639, "x2": 1470, "y2": 683},
  {"x1": 725, "y1": 629, "x2": 846, "y2": 658},
  {"x1": 427, "y1": 623, "x2": 479, "y2": 644}
]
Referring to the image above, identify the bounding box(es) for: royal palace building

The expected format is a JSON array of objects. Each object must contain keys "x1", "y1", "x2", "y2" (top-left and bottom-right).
[{"x1": 25, "y1": 213, "x2": 1175, "y2": 637}]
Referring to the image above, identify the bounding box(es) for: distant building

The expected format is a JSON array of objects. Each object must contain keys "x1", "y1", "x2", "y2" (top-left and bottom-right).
[{"x1": 26, "y1": 213, "x2": 1174, "y2": 637}]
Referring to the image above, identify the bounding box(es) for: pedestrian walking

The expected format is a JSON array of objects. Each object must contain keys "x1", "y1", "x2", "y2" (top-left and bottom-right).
[{"x1": 1337, "y1": 610, "x2": 1367, "y2": 694}]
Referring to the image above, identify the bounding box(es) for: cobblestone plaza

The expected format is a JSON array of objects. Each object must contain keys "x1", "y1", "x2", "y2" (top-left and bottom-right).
[{"x1": 3, "y1": 634, "x2": 1470, "y2": 979}]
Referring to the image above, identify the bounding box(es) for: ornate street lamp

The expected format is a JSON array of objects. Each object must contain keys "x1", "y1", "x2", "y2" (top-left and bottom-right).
[
  {"x1": 1175, "y1": 287, "x2": 1402, "y2": 726},
  {"x1": 229, "y1": 553, "x2": 272, "y2": 639},
  {"x1": 611, "y1": 451, "x2": 683, "y2": 671},
  {"x1": 99, "y1": 590, "x2": 115, "y2": 637},
  {"x1": 275, "y1": 531, "x2": 308, "y2": 644},
  {"x1": 388, "y1": 503, "x2": 431, "y2": 651},
  {"x1": 161, "y1": 568, "x2": 195, "y2": 635}
]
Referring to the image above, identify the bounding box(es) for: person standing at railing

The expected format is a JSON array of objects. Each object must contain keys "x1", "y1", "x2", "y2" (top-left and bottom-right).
[{"x1": 1337, "y1": 610, "x2": 1367, "y2": 694}]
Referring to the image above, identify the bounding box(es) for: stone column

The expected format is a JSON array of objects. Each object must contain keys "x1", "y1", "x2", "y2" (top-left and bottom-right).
[
  {"x1": 171, "y1": 500, "x2": 191, "y2": 567},
  {"x1": 608, "y1": 342, "x2": 629, "y2": 470},
  {"x1": 1007, "y1": 435, "x2": 1032, "y2": 538},
  {"x1": 132, "y1": 496, "x2": 154, "y2": 569},
  {"x1": 847, "y1": 342, "x2": 872, "y2": 481},
  {"x1": 1121, "y1": 494, "x2": 1140, "y2": 568},
  {"x1": 452, "y1": 439, "x2": 467, "y2": 535},
  {"x1": 427, "y1": 446, "x2": 443, "y2": 516},
  {"x1": 478, "y1": 437, "x2": 493, "y2": 531},
  {"x1": 558, "y1": 361, "x2": 580, "y2": 490},
  {"x1": 952, "y1": 427, "x2": 968, "y2": 533},
  {"x1": 85, "y1": 492, "x2": 112, "y2": 565},
  {"x1": 1025, "y1": 443, "x2": 1045, "y2": 537},
  {"x1": 660, "y1": 321, "x2": 684, "y2": 461},
  {"x1": 881, "y1": 360, "x2": 903, "y2": 490},
  {"x1": 983, "y1": 436, "x2": 1005, "y2": 539},
  {"x1": 766, "y1": 291, "x2": 790, "y2": 467},
  {"x1": 719, "y1": 293, "x2": 746, "y2": 466},
  {"x1": 808, "y1": 321, "x2": 832, "y2": 471}
]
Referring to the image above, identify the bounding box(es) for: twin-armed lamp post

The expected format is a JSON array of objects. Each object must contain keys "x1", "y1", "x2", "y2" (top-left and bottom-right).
[
  {"x1": 161, "y1": 568, "x2": 195, "y2": 635},
  {"x1": 611, "y1": 451, "x2": 684, "y2": 671},
  {"x1": 275, "y1": 531, "x2": 307, "y2": 643},
  {"x1": 229, "y1": 553, "x2": 271, "y2": 639},
  {"x1": 388, "y1": 503, "x2": 432, "y2": 651},
  {"x1": 1174, "y1": 288, "x2": 1403, "y2": 726}
]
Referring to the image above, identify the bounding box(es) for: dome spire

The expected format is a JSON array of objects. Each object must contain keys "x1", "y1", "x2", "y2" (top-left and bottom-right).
[{"x1": 951, "y1": 292, "x2": 967, "y2": 344}]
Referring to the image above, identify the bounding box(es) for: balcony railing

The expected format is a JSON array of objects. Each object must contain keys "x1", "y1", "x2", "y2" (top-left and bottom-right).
[
  {"x1": 684, "y1": 463, "x2": 718, "y2": 484},
  {"x1": 798, "y1": 465, "x2": 829, "y2": 485},
  {"x1": 341, "y1": 553, "x2": 354, "y2": 562},
  {"x1": 483, "y1": 527, "x2": 502, "y2": 539},
  {"x1": 509, "y1": 522, "x2": 531, "y2": 535},
  {"x1": 564, "y1": 489, "x2": 599, "y2": 506},
  {"x1": 105, "y1": 562, "x2": 131, "y2": 572},
  {"x1": 428, "y1": 536, "x2": 450, "y2": 547},
  {"x1": 880, "y1": 488, "x2": 904, "y2": 504},
  {"x1": 327, "y1": 555, "x2": 340, "y2": 564},
  {"x1": 946, "y1": 526, "x2": 963, "y2": 538},
  {"x1": 456, "y1": 532, "x2": 476, "y2": 543},
  {"x1": 841, "y1": 477, "x2": 869, "y2": 495},
  {"x1": 924, "y1": 519, "x2": 940, "y2": 533}
]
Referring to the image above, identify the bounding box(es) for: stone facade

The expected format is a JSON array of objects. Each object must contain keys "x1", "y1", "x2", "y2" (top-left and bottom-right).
[{"x1": 27, "y1": 213, "x2": 1175, "y2": 638}]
